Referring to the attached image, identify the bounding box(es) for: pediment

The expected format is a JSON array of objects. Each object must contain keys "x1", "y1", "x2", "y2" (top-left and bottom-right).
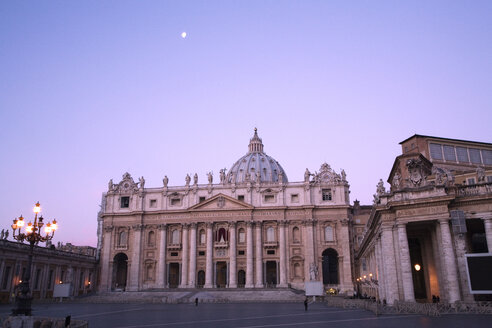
[{"x1": 188, "y1": 193, "x2": 253, "y2": 211}]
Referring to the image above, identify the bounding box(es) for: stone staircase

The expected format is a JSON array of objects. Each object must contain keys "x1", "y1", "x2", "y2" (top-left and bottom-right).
[{"x1": 75, "y1": 288, "x2": 305, "y2": 304}]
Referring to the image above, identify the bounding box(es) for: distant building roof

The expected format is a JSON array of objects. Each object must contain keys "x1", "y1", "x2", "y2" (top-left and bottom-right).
[{"x1": 399, "y1": 134, "x2": 492, "y2": 147}]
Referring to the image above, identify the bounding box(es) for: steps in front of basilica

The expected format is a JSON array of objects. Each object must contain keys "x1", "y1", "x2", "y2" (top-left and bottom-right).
[{"x1": 75, "y1": 288, "x2": 305, "y2": 304}]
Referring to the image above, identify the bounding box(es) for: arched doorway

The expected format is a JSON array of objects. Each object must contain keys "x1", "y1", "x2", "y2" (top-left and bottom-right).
[
  {"x1": 322, "y1": 248, "x2": 339, "y2": 284},
  {"x1": 112, "y1": 253, "x2": 128, "y2": 290},
  {"x1": 197, "y1": 270, "x2": 205, "y2": 287},
  {"x1": 216, "y1": 262, "x2": 227, "y2": 288},
  {"x1": 237, "y1": 270, "x2": 246, "y2": 287},
  {"x1": 266, "y1": 261, "x2": 277, "y2": 287}
]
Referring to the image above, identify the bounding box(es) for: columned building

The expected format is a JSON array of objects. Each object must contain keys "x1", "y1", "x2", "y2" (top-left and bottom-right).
[
  {"x1": 356, "y1": 135, "x2": 492, "y2": 304},
  {"x1": 98, "y1": 130, "x2": 356, "y2": 293}
]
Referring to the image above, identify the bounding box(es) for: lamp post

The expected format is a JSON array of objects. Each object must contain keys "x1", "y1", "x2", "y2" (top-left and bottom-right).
[{"x1": 10, "y1": 202, "x2": 58, "y2": 316}]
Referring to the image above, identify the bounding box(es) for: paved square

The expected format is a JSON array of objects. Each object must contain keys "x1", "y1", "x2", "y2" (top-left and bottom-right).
[{"x1": 1, "y1": 302, "x2": 491, "y2": 328}]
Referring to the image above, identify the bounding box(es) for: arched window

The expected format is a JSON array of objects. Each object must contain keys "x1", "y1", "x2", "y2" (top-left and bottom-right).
[
  {"x1": 118, "y1": 230, "x2": 127, "y2": 246},
  {"x1": 292, "y1": 227, "x2": 300, "y2": 243},
  {"x1": 216, "y1": 227, "x2": 228, "y2": 242},
  {"x1": 325, "y1": 226, "x2": 334, "y2": 242},
  {"x1": 238, "y1": 228, "x2": 245, "y2": 243},
  {"x1": 171, "y1": 229, "x2": 180, "y2": 244},
  {"x1": 267, "y1": 227, "x2": 275, "y2": 242},
  {"x1": 199, "y1": 229, "x2": 206, "y2": 245},
  {"x1": 147, "y1": 231, "x2": 155, "y2": 247}
]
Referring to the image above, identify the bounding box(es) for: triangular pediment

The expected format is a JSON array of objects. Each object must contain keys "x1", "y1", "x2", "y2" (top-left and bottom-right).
[{"x1": 188, "y1": 193, "x2": 253, "y2": 211}]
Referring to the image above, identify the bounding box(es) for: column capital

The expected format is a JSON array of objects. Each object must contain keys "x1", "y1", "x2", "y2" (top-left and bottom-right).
[
  {"x1": 189, "y1": 222, "x2": 198, "y2": 229},
  {"x1": 381, "y1": 224, "x2": 394, "y2": 232},
  {"x1": 246, "y1": 221, "x2": 255, "y2": 228},
  {"x1": 158, "y1": 224, "x2": 167, "y2": 231},
  {"x1": 277, "y1": 220, "x2": 288, "y2": 227},
  {"x1": 181, "y1": 223, "x2": 190, "y2": 229},
  {"x1": 131, "y1": 224, "x2": 144, "y2": 231},
  {"x1": 396, "y1": 222, "x2": 407, "y2": 229},
  {"x1": 206, "y1": 222, "x2": 214, "y2": 229},
  {"x1": 228, "y1": 221, "x2": 237, "y2": 228},
  {"x1": 438, "y1": 217, "x2": 450, "y2": 224},
  {"x1": 103, "y1": 225, "x2": 114, "y2": 233},
  {"x1": 482, "y1": 216, "x2": 492, "y2": 222}
]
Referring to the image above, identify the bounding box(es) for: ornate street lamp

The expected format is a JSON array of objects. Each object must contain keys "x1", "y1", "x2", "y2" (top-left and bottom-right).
[{"x1": 10, "y1": 202, "x2": 58, "y2": 316}]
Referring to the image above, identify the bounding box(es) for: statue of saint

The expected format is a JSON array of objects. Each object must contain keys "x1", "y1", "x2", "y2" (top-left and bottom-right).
[
  {"x1": 4, "y1": 230, "x2": 9, "y2": 239},
  {"x1": 393, "y1": 172, "x2": 401, "y2": 189},
  {"x1": 139, "y1": 176, "x2": 145, "y2": 189},
  {"x1": 163, "y1": 175, "x2": 169, "y2": 187},
  {"x1": 341, "y1": 169, "x2": 347, "y2": 182},
  {"x1": 108, "y1": 179, "x2": 113, "y2": 191},
  {"x1": 309, "y1": 262, "x2": 318, "y2": 281},
  {"x1": 477, "y1": 167, "x2": 485, "y2": 182},
  {"x1": 376, "y1": 179, "x2": 386, "y2": 195},
  {"x1": 220, "y1": 169, "x2": 226, "y2": 183},
  {"x1": 304, "y1": 168, "x2": 311, "y2": 183},
  {"x1": 207, "y1": 172, "x2": 213, "y2": 184},
  {"x1": 185, "y1": 174, "x2": 191, "y2": 186},
  {"x1": 193, "y1": 173, "x2": 198, "y2": 185},
  {"x1": 0, "y1": 229, "x2": 4, "y2": 239}
]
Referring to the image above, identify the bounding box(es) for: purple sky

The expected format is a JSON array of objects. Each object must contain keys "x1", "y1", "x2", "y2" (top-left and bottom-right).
[{"x1": 1, "y1": 1, "x2": 491, "y2": 247}]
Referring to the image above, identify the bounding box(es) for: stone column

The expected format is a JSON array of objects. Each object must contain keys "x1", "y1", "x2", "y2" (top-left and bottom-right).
[
  {"x1": 483, "y1": 217, "x2": 492, "y2": 253},
  {"x1": 380, "y1": 225, "x2": 398, "y2": 304},
  {"x1": 157, "y1": 224, "x2": 167, "y2": 288},
  {"x1": 128, "y1": 224, "x2": 143, "y2": 291},
  {"x1": 204, "y1": 222, "x2": 213, "y2": 288},
  {"x1": 340, "y1": 219, "x2": 353, "y2": 292},
  {"x1": 375, "y1": 235, "x2": 386, "y2": 301},
  {"x1": 188, "y1": 223, "x2": 197, "y2": 287},
  {"x1": 255, "y1": 222, "x2": 264, "y2": 288},
  {"x1": 439, "y1": 218, "x2": 460, "y2": 303},
  {"x1": 304, "y1": 219, "x2": 315, "y2": 281},
  {"x1": 229, "y1": 222, "x2": 237, "y2": 288},
  {"x1": 397, "y1": 223, "x2": 415, "y2": 302},
  {"x1": 278, "y1": 221, "x2": 288, "y2": 287},
  {"x1": 99, "y1": 225, "x2": 113, "y2": 291},
  {"x1": 179, "y1": 224, "x2": 189, "y2": 288},
  {"x1": 245, "y1": 221, "x2": 255, "y2": 288}
]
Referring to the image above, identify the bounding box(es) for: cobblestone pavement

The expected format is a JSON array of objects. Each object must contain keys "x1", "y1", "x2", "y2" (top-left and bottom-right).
[{"x1": 1, "y1": 302, "x2": 491, "y2": 328}]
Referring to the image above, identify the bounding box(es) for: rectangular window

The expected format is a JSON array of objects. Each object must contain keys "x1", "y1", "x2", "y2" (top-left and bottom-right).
[
  {"x1": 443, "y1": 145, "x2": 456, "y2": 162},
  {"x1": 170, "y1": 198, "x2": 180, "y2": 206},
  {"x1": 482, "y1": 150, "x2": 492, "y2": 165},
  {"x1": 238, "y1": 250, "x2": 245, "y2": 255},
  {"x1": 198, "y1": 251, "x2": 205, "y2": 256},
  {"x1": 199, "y1": 196, "x2": 206, "y2": 203},
  {"x1": 469, "y1": 148, "x2": 482, "y2": 164},
  {"x1": 149, "y1": 199, "x2": 157, "y2": 208},
  {"x1": 170, "y1": 252, "x2": 178, "y2": 257},
  {"x1": 120, "y1": 196, "x2": 130, "y2": 208},
  {"x1": 264, "y1": 195, "x2": 275, "y2": 203},
  {"x1": 322, "y1": 189, "x2": 332, "y2": 201},
  {"x1": 291, "y1": 194, "x2": 299, "y2": 203},
  {"x1": 456, "y1": 147, "x2": 469, "y2": 163},
  {"x1": 487, "y1": 176, "x2": 492, "y2": 183},
  {"x1": 2, "y1": 266, "x2": 11, "y2": 289},
  {"x1": 362, "y1": 258, "x2": 367, "y2": 271},
  {"x1": 429, "y1": 143, "x2": 443, "y2": 160},
  {"x1": 266, "y1": 250, "x2": 275, "y2": 255},
  {"x1": 237, "y1": 195, "x2": 245, "y2": 202},
  {"x1": 468, "y1": 178, "x2": 476, "y2": 185}
]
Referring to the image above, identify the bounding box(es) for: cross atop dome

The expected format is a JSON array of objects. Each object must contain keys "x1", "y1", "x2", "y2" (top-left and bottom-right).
[{"x1": 248, "y1": 128, "x2": 264, "y2": 153}]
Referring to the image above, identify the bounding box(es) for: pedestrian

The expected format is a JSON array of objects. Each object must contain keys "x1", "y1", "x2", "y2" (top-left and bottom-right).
[
  {"x1": 195, "y1": 297, "x2": 198, "y2": 306},
  {"x1": 304, "y1": 297, "x2": 308, "y2": 311}
]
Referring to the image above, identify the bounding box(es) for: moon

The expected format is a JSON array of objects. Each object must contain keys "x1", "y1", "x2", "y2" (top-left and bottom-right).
[{"x1": 181, "y1": 32, "x2": 187, "y2": 39}]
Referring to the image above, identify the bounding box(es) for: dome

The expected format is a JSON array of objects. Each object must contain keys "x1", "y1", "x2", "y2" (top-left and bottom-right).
[{"x1": 226, "y1": 129, "x2": 288, "y2": 184}]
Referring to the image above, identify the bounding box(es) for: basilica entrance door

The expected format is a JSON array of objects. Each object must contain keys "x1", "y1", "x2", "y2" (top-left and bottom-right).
[
  {"x1": 197, "y1": 270, "x2": 205, "y2": 287},
  {"x1": 266, "y1": 261, "x2": 277, "y2": 287},
  {"x1": 216, "y1": 262, "x2": 227, "y2": 288},
  {"x1": 112, "y1": 253, "x2": 128, "y2": 290},
  {"x1": 238, "y1": 270, "x2": 246, "y2": 287},
  {"x1": 168, "y1": 263, "x2": 180, "y2": 288}
]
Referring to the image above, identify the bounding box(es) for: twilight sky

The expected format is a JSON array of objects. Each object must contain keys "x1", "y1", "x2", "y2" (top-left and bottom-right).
[{"x1": 1, "y1": 1, "x2": 491, "y2": 247}]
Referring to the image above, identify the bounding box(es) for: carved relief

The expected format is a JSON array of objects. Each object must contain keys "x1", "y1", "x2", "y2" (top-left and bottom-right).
[{"x1": 406, "y1": 158, "x2": 431, "y2": 188}]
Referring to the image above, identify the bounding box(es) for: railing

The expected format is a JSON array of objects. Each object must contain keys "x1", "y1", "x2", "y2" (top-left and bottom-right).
[
  {"x1": 324, "y1": 297, "x2": 492, "y2": 317},
  {"x1": 457, "y1": 183, "x2": 492, "y2": 197}
]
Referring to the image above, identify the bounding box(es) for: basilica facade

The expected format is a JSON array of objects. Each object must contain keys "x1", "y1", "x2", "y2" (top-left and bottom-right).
[{"x1": 98, "y1": 129, "x2": 358, "y2": 293}]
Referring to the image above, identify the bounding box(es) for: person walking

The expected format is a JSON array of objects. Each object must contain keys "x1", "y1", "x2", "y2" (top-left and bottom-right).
[
  {"x1": 304, "y1": 297, "x2": 308, "y2": 311},
  {"x1": 195, "y1": 297, "x2": 199, "y2": 307}
]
